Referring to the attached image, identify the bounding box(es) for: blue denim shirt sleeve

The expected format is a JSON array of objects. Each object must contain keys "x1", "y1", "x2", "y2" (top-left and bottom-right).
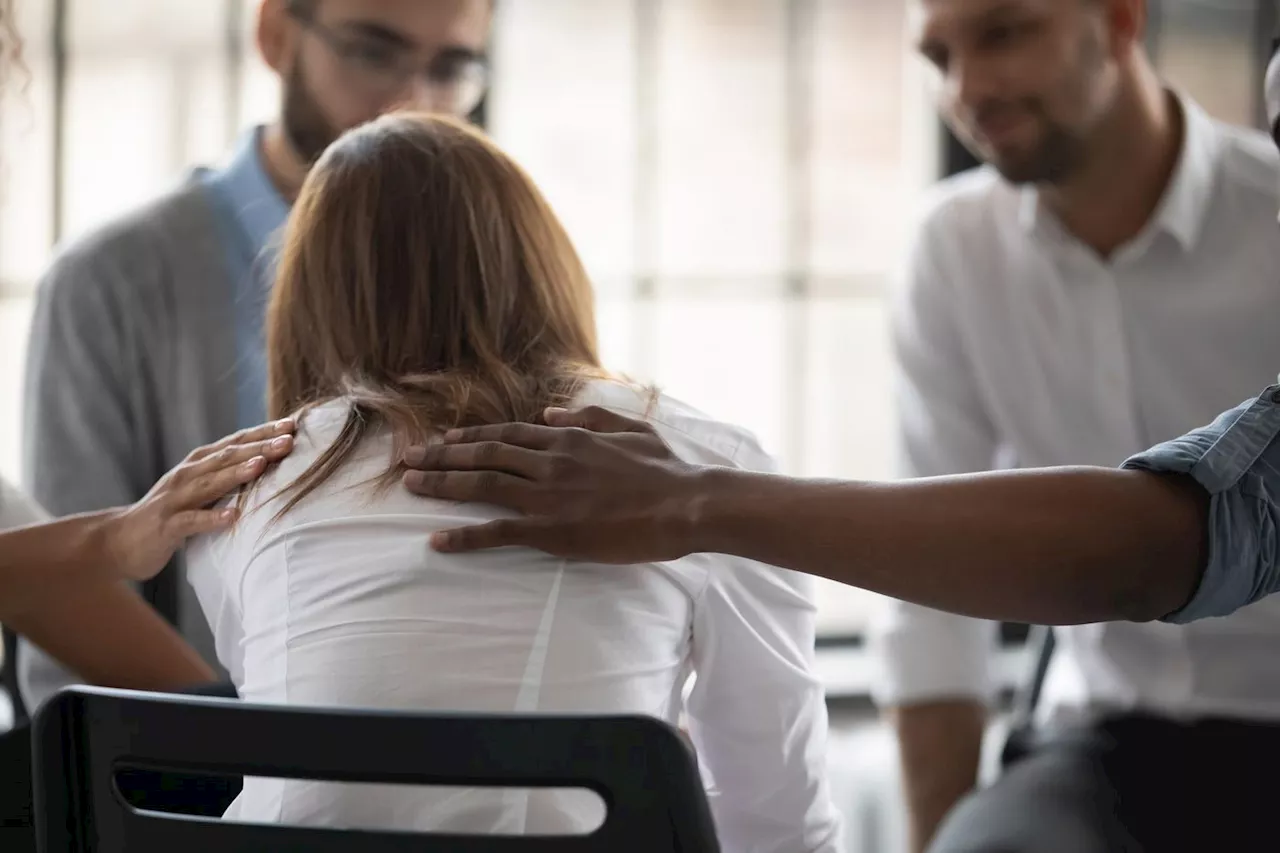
[{"x1": 1121, "y1": 385, "x2": 1280, "y2": 624}]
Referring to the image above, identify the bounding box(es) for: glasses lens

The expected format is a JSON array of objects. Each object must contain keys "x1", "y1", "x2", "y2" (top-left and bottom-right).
[{"x1": 431, "y1": 60, "x2": 489, "y2": 116}]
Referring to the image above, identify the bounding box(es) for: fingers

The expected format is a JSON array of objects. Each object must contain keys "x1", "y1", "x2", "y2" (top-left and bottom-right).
[
  {"x1": 543, "y1": 406, "x2": 653, "y2": 435},
  {"x1": 404, "y1": 469, "x2": 544, "y2": 512},
  {"x1": 425, "y1": 422, "x2": 562, "y2": 453},
  {"x1": 187, "y1": 418, "x2": 296, "y2": 462},
  {"x1": 166, "y1": 507, "x2": 240, "y2": 540},
  {"x1": 402, "y1": 409, "x2": 654, "y2": 469},
  {"x1": 429, "y1": 519, "x2": 548, "y2": 553},
  {"x1": 403, "y1": 440, "x2": 549, "y2": 480},
  {"x1": 181, "y1": 434, "x2": 295, "y2": 483},
  {"x1": 171, "y1": 450, "x2": 278, "y2": 511}
]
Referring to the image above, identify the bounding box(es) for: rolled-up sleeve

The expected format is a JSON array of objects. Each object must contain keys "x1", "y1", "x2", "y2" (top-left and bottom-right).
[{"x1": 1122, "y1": 385, "x2": 1280, "y2": 624}]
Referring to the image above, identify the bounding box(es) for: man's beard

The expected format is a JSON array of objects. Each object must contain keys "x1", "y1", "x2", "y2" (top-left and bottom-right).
[
  {"x1": 976, "y1": 113, "x2": 1085, "y2": 185},
  {"x1": 961, "y1": 28, "x2": 1106, "y2": 186},
  {"x1": 282, "y1": 58, "x2": 341, "y2": 167}
]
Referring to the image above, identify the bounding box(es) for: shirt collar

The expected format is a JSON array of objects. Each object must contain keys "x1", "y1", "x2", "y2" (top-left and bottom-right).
[
  {"x1": 1016, "y1": 91, "x2": 1220, "y2": 253},
  {"x1": 212, "y1": 126, "x2": 292, "y2": 253},
  {"x1": 1152, "y1": 94, "x2": 1219, "y2": 251}
]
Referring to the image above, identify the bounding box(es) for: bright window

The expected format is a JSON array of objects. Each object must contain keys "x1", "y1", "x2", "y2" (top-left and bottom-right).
[{"x1": 1, "y1": 0, "x2": 1273, "y2": 640}]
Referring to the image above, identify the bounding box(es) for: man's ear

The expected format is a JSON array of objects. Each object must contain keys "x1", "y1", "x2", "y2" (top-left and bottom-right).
[
  {"x1": 256, "y1": 0, "x2": 295, "y2": 76},
  {"x1": 1101, "y1": 0, "x2": 1146, "y2": 60}
]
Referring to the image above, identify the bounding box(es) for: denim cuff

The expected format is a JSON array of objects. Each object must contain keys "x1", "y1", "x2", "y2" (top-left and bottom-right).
[{"x1": 1122, "y1": 386, "x2": 1280, "y2": 624}]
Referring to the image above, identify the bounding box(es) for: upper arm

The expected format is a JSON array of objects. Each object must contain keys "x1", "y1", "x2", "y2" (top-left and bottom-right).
[
  {"x1": 1123, "y1": 389, "x2": 1280, "y2": 622},
  {"x1": 23, "y1": 244, "x2": 149, "y2": 513},
  {"x1": 890, "y1": 223, "x2": 999, "y2": 478},
  {"x1": 681, "y1": 438, "x2": 841, "y2": 853}
]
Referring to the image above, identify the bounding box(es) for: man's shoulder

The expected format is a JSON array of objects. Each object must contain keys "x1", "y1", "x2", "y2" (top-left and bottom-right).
[
  {"x1": 916, "y1": 166, "x2": 1012, "y2": 229},
  {"x1": 899, "y1": 166, "x2": 1021, "y2": 298},
  {"x1": 908, "y1": 165, "x2": 1019, "y2": 261},
  {"x1": 1210, "y1": 119, "x2": 1280, "y2": 204},
  {"x1": 41, "y1": 177, "x2": 221, "y2": 298}
]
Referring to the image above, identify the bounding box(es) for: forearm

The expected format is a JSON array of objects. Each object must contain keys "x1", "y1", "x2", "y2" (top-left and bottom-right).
[
  {"x1": 1, "y1": 512, "x2": 214, "y2": 690},
  {"x1": 6, "y1": 578, "x2": 214, "y2": 690},
  {"x1": 0, "y1": 511, "x2": 117, "y2": 622},
  {"x1": 690, "y1": 465, "x2": 1208, "y2": 624},
  {"x1": 887, "y1": 700, "x2": 986, "y2": 853}
]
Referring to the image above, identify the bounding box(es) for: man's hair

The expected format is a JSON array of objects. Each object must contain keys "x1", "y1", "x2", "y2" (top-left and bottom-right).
[{"x1": 262, "y1": 113, "x2": 605, "y2": 518}]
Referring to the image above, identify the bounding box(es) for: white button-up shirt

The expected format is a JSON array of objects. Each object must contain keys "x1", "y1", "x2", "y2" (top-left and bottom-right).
[
  {"x1": 186, "y1": 380, "x2": 842, "y2": 853},
  {"x1": 871, "y1": 96, "x2": 1280, "y2": 724}
]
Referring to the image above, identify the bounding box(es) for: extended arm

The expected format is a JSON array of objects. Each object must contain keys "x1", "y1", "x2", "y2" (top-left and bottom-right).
[{"x1": 401, "y1": 404, "x2": 1230, "y2": 626}]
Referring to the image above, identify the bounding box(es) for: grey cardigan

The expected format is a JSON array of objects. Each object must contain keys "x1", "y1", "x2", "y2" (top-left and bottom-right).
[{"x1": 20, "y1": 176, "x2": 242, "y2": 705}]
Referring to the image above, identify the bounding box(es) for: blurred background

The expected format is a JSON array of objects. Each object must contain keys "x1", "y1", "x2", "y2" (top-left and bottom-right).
[{"x1": 0, "y1": 0, "x2": 1272, "y2": 850}]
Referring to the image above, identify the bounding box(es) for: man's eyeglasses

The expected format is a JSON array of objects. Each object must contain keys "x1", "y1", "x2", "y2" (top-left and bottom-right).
[{"x1": 288, "y1": 7, "x2": 489, "y2": 117}]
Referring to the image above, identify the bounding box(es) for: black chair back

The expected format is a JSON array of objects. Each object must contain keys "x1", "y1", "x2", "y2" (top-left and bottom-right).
[
  {"x1": 1000, "y1": 625, "x2": 1057, "y2": 767},
  {"x1": 0, "y1": 720, "x2": 35, "y2": 853},
  {"x1": 33, "y1": 686, "x2": 720, "y2": 853},
  {"x1": 0, "y1": 681, "x2": 239, "y2": 853}
]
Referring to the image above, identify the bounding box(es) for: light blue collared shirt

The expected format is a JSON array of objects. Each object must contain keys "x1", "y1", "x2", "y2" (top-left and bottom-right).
[
  {"x1": 199, "y1": 127, "x2": 291, "y2": 429},
  {"x1": 1124, "y1": 386, "x2": 1280, "y2": 623}
]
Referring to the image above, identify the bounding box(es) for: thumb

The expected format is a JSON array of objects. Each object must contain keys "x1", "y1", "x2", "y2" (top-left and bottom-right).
[{"x1": 544, "y1": 405, "x2": 652, "y2": 435}]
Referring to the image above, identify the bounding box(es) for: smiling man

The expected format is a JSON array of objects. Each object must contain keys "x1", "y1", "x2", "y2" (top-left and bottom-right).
[
  {"x1": 874, "y1": 1, "x2": 1280, "y2": 851},
  {"x1": 20, "y1": 0, "x2": 493, "y2": 709}
]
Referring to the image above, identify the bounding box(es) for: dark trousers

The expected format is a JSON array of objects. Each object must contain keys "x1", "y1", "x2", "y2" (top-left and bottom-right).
[{"x1": 928, "y1": 713, "x2": 1280, "y2": 853}]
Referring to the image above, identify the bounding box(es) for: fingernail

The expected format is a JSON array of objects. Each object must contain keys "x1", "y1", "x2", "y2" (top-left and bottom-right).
[
  {"x1": 220, "y1": 508, "x2": 237, "y2": 521},
  {"x1": 545, "y1": 407, "x2": 567, "y2": 416},
  {"x1": 240, "y1": 456, "x2": 265, "y2": 472},
  {"x1": 403, "y1": 446, "x2": 426, "y2": 466},
  {"x1": 443, "y1": 430, "x2": 463, "y2": 442},
  {"x1": 270, "y1": 436, "x2": 292, "y2": 450},
  {"x1": 404, "y1": 470, "x2": 425, "y2": 489},
  {"x1": 275, "y1": 418, "x2": 295, "y2": 431},
  {"x1": 430, "y1": 531, "x2": 451, "y2": 550}
]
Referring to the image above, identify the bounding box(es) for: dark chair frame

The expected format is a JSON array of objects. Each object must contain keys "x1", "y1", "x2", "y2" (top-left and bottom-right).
[{"x1": 33, "y1": 686, "x2": 720, "y2": 853}]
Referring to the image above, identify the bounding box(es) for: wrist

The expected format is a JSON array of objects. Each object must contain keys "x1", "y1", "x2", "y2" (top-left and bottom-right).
[
  {"x1": 82, "y1": 509, "x2": 125, "y2": 581},
  {"x1": 676, "y1": 465, "x2": 741, "y2": 556}
]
